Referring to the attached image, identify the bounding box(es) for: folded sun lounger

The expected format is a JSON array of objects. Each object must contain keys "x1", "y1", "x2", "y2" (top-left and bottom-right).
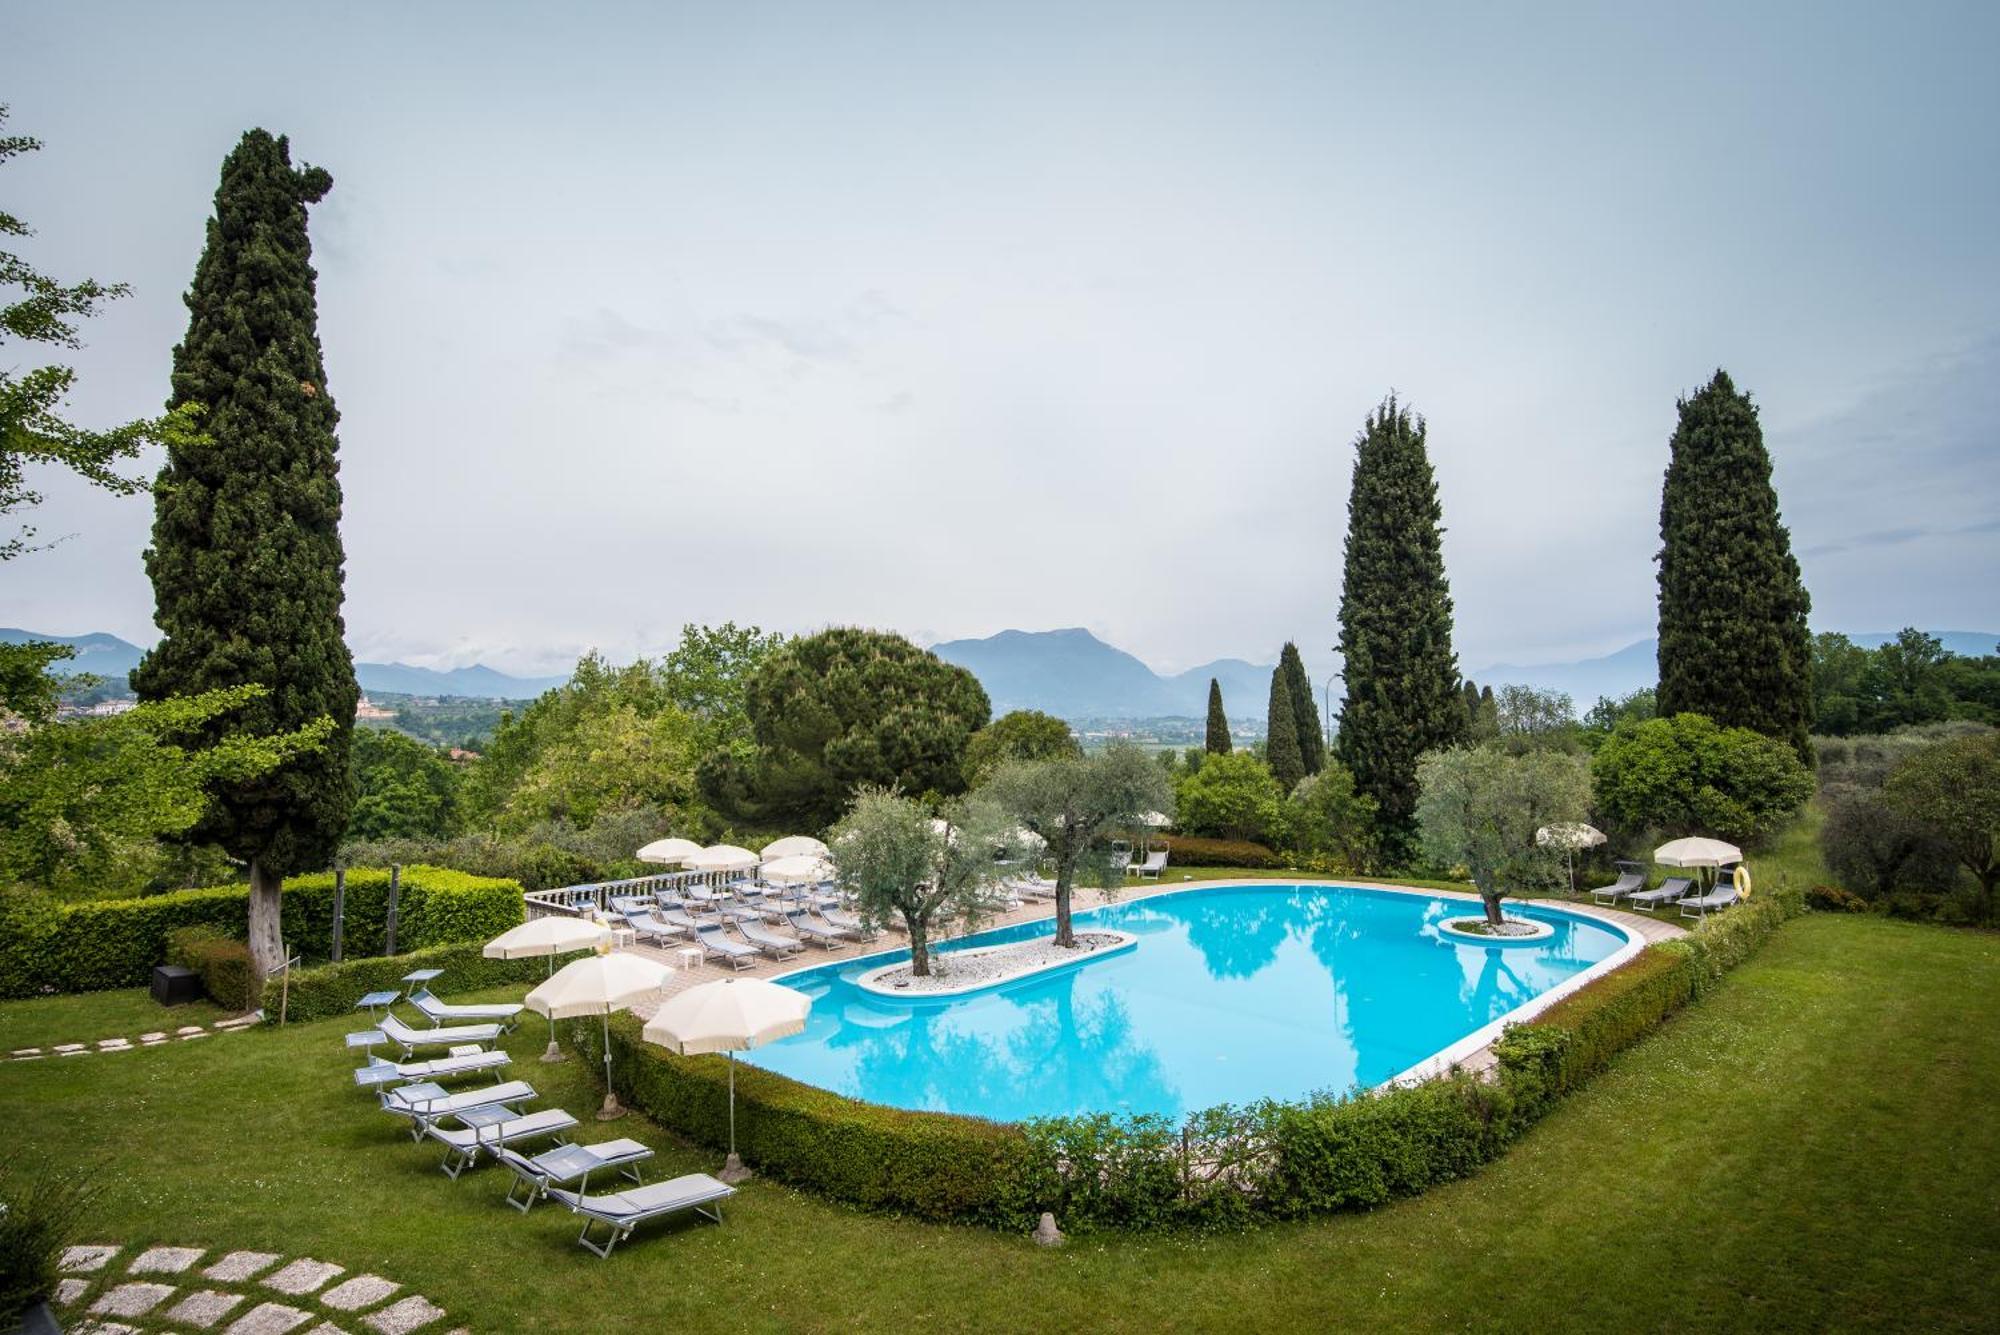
[
  {"x1": 1626, "y1": 875, "x2": 1694, "y2": 913},
  {"x1": 408, "y1": 988, "x2": 525, "y2": 1029},
  {"x1": 353, "y1": 1048, "x2": 510, "y2": 1089},
  {"x1": 377, "y1": 1012, "x2": 501, "y2": 1058},
  {"x1": 1590, "y1": 861, "x2": 1649, "y2": 905},
  {"x1": 494, "y1": 1137, "x2": 654, "y2": 1212},
  {"x1": 549, "y1": 1173, "x2": 737, "y2": 1257},
  {"x1": 428, "y1": 1107, "x2": 580, "y2": 1178}
]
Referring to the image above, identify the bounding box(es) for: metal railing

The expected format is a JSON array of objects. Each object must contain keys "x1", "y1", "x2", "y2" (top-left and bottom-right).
[{"x1": 522, "y1": 869, "x2": 744, "y2": 918}]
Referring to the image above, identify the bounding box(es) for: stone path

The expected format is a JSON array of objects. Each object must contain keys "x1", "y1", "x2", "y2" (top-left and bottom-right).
[
  {"x1": 10, "y1": 1012, "x2": 262, "y2": 1062},
  {"x1": 52, "y1": 1242, "x2": 467, "y2": 1335}
]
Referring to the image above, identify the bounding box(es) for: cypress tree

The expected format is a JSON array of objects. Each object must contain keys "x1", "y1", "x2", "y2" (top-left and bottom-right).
[
  {"x1": 1335, "y1": 395, "x2": 1465, "y2": 861},
  {"x1": 132, "y1": 130, "x2": 356, "y2": 977},
  {"x1": 1279, "y1": 641, "x2": 1325, "y2": 774},
  {"x1": 1656, "y1": 370, "x2": 1814, "y2": 758},
  {"x1": 1205, "y1": 678, "x2": 1231, "y2": 754},
  {"x1": 1266, "y1": 666, "x2": 1305, "y2": 792}
]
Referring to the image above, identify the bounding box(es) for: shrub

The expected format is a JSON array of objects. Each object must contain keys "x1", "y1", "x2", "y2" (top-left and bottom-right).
[
  {"x1": 264, "y1": 940, "x2": 545, "y2": 1024},
  {"x1": 0, "y1": 1154, "x2": 95, "y2": 1325},
  {"x1": 1592, "y1": 712, "x2": 1815, "y2": 845},
  {"x1": 1818, "y1": 785, "x2": 1959, "y2": 901},
  {"x1": 0, "y1": 866, "x2": 523, "y2": 999},
  {"x1": 166, "y1": 927, "x2": 258, "y2": 1012},
  {"x1": 1174, "y1": 752, "x2": 1286, "y2": 844},
  {"x1": 1157, "y1": 835, "x2": 1284, "y2": 868},
  {"x1": 1806, "y1": 884, "x2": 1869, "y2": 913}
]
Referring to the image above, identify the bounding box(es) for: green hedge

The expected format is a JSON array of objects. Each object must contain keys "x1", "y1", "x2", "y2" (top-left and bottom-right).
[
  {"x1": 0, "y1": 866, "x2": 524, "y2": 1000},
  {"x1": 1157, "y1": 835, "x2": 1285, "y2": 868},
  {"x1": 263, "y1": 940, "x2": 546, "y2": 1025},
  {"x1": 165, "y1": 927, "x2": 259, "y2": 1013},
  {"x1": 575, "y1": 890, "x2": 1803, "y2": 1234}
]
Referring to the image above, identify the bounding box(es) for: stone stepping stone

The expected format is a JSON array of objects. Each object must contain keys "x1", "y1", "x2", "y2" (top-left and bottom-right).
[
  {"x1": 263, "y1": 1258, "x2": 344, "y2": 1295},
  {"x1": 61, "y1": 1244, "x2": 120, "y2": 1272},
  {"x1": 53, "y1": 1043, "x2": 87, "y2": 1053},
  {"x1": 60, "y1": 1047, "x2": 93, "y2": 1056},
  {"x1": 321, "y1": 1275, "x2": 400, "y2": 1311},
  {"x1": 224, "y1": 1302, "x2": 315, "y2": 1335},
  {"x1": 11, "y1": 1047, "x2": 41, "y2": 1057},
  {"x1": 359, "y1": 1295, "x2": 445, "y2": 1334},
  {"x1": 165, "y1": 1290, "x2": 247, "y2": 1329},
  {"x1": 54, "y1": 1277, "x2": 90, "y2": 1305},
  {"x1": 176, "y1": 1026, "x2": 206, "y2": 1035},
  {"x1": 72, "y1": 1322, "x2": 140, "y2": 1335},
  {"x1": 182, "y1": 1031, "x2": 211, "y2": 1040},
  {"x1": 214, "y1": 1015, "x2": 261, "y2": 1029},
  {"x1": 90, "y1": 1281, "x2": 176, "y2": 1317},
  {"x1": 130, "y1": 1245, "x2": 205, "y2": 1274},
  {"x1": 140, "y1": 1032, "x2": 167, "y2": 1042},
  {"x1": 309, "y1": 1327, "x2": 353, "y2": 1335},
  {"x1": 206, "y1": 1250, "x2": 283, "y2": 1282}
]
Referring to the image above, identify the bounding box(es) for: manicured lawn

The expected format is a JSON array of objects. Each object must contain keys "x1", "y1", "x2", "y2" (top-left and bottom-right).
[
  {"x1": 0, "y1": 984, "x2": 228, "y2": 1051},
  {"x1": 2, "y1": 915, "x2": 1993, "y2": 1331}
]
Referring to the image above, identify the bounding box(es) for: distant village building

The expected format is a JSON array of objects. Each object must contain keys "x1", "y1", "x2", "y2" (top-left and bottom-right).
[
  {"x1": 354, "y1": 695, "x2": 396, "y2": 721},
  {"x1": 448, "y1": 747, "x2": 482, "y2": 762}
]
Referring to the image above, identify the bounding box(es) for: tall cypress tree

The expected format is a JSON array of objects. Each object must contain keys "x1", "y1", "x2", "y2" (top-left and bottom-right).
[
  {"x1": 132, "y1": 130, "x2": 356, "y2": 977},
  {"x1": 1335, "y1": 395, "x2": 1465, "y2": 861},
  {"x1": 1205, "y1": 678, "x2": 1231, "y2": 754},
  {"x1": 1656, "y1": 370, "x2": 1813, "y2": 758},
  {"x1": 1265, "y1": 666, "x2": 1305, "y2": 792},
  {"x1": 1279, "y1": 641, "x2": 1325, "y2": 775}
]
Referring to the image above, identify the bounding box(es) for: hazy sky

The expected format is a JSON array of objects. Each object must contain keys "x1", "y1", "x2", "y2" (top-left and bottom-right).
[{"x1": 5, "y1": 2, "x2": 1997, "y2": 680}]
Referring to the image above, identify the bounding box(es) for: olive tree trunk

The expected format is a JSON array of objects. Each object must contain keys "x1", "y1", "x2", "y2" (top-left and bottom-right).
[
  {"x1": 1052, "y1": 870, "x2": 1076, "y2": 948},
  {"x1": 247, "y1": 858, "x2": 286, "y2": 981},
  {"x1": 905, "y1": 912, "x2": 932, "y2": 977}
]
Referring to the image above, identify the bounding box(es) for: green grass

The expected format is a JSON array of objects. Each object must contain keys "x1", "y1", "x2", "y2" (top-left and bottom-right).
[
  {"x1": 2, "y1": 915, "x2": 1994, "y2": 1332},
  {"x1": 0, "y1": 985, "x2": 227, "y2": 1051}
]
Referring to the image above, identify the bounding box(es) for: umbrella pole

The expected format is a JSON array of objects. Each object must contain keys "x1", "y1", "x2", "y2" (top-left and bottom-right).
[
  {"x1": 540, "y1": 950, "x2": 564, "y2": 1063},
  {"x1": 720, "y1": 1050, "x2": 751, "y2": 1183},
  {"x1": 598, "y1": 1009, "x2": 624, "y2": 1119}
]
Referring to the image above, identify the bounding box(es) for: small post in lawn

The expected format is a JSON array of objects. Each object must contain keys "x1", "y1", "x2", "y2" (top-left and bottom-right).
[
  {"x1": 330, "y1": 865, "x2": 346, "y2": 963},
  {"x1": 386, "y1": 864, "x2": 401, "y2": 956}
]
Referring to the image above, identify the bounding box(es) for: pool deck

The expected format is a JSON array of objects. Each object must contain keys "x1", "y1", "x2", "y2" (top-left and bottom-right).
[{"x1": 623, "y1": 875, "x2": 1687, "y2": 1076}]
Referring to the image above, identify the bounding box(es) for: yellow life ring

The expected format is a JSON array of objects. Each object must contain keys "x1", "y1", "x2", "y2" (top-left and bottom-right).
[{"x1": 1735, "y1": 863, "x2": 1752, "y2": 900}]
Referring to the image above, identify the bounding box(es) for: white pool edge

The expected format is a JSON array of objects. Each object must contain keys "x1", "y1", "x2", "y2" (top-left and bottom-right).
[{"x1": 762, "y1": 877, "x2": 1649, "y2": 1096}]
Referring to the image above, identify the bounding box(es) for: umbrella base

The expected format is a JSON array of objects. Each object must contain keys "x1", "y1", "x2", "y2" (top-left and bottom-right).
[
  {"x1": 718, "y1": 1152, "x2": 752, "y2": 1184},
  {"x1": 597, "y1": 1091, "x2": 627, "y2": 1121},
  {"x1": 540, "y1": 1041, "x2": 566, "y2": 1063}
]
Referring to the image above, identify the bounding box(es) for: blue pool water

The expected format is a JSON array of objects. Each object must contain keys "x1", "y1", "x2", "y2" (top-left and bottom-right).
[{"x1": 742, "y1": 884, "x2": 1630, "y2": 1121}]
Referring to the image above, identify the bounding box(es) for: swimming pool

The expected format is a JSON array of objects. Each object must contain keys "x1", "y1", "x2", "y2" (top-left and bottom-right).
[{"x1": 743, "y1": 883, "x2": 1636, "y2": 1122}]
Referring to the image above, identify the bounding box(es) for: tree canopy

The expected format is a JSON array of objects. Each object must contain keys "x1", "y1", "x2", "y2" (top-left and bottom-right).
[
  {"x1": 348, "y1": 728, "x2": 462, "y2": 842},
  {"x1": 1590, "y1": 712, "x2": 1814, "y2": 846},
  {"x1": 1885, "y1": 731, "x2": 2000, "y2": 922},
  {"x1": 1173, "y1": 750, "x2": 1285, "y2": 845},
  {"x1": 1265, "y1": 665, "x2": 1305, "y2": 793},
  {"x1": 1415, "y1": 746, "x2": 1592, "y2": 924},
  {"x1": 827, "y1": 788, "x2": 1010, "y2": 975},
  {"x1": 1655, "y1": 370, "x2": 1813, "y2": 759},
  {"x1": 1205, "y1": 678, "x2": 1231, "y2": 755},
  {"x1": 963, "y1": 709, "x2": 1079, "y2": 784},
  {"x1": 1278, "y1": 642, "x2": 1324, "y2": 775}
]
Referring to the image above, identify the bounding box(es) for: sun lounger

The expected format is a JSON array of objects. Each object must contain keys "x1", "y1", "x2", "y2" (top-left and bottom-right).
[
  {"x1": 816, "y1": 907, "x2": 878, "y2": 941},
  {"x1": 736, "y1": 920, "x2": 805, "y2": 959},
  {"x1": 380, "y1": 1078, "x2": 538, "y2": 1139},
  {"x1": 548, "y1": 1173, "x2": 737, "y2": 1257},
  {"x1": 494, "y1": 1137, "x2": 655, "y2": 1212},
  {"x1": 1626, "y1": 875, "x2": 1694, "y2": 913},
  {"x1": 353, "y1": 1048, "x2": 510, "y2": 1089},
  {"x1": 696, "y1": 926, "x2": 759, "y2": 971},
  {"x1": 621, "y1": 909, "x2": 686, "y2": 945},
  {"x1": 1007, "y1": 875, "x2": 1059, "y2": 900},
  {"x1": 1590, "y1": 861, "x2": 1649, "y2": 905},
  {"x1": 1679, "y1": 873, "x2": 1741, "y2": 919},
  {"x1": 1130, "y1": 850, "x2": 1169, "y2": 879},
  {"x1": 375, "y1": 1011, "x2": 500, "y2": 1057},
  {"x1": 408, "y1": 988, "x2": 525, "y2": 1029},
  {"x1": 427, "y1": 1107, "x2": 579, "y2": 1178},
  {"x1": 783, "y1": 909, "x2": 849, "y2": 951}
]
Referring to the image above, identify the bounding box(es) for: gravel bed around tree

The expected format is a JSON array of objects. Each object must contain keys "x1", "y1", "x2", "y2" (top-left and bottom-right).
[{"x1": 860, "y1": 931, "x2": 1134, "y2": 995}]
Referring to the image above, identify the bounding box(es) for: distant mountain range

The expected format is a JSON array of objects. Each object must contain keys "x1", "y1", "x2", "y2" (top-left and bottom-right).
[
  {"x1": 1470, "y1": 630, "x2": 2000, "y2": 704},
  {"x1": 2, "y1": 629, "x2": 568, "y2": 701},
  {"x1": 930, "y1": 628, "x2": 1275, "y2": 719}
]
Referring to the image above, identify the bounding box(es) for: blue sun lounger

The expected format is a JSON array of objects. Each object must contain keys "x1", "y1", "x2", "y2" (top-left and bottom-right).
[
  {"x1": 696, "y1": 927, "x2": 759, "y2": 971},
  {"x1": 408, "y1": 988, "x2": 525, "y2": 1029},
  {"x1": 376, "y1": 1012, "x2": 501, "y2": 1058},
  {"x1": 1590, "y1": 861, "x2": 1649, "y2": 905},
  {"x1": 428, "y1": 1107, "x2": 579, "y2": 1178},
  {"x1": 494, "y1": 1138, "x2": 655, "y2": 1212},
  {"x1": 353, "y1": 1048, "x2": 510, "y2": 1089},
  {"x1": 380, "y1": 1079, "x2": 538, "y2": 1139},
  {"x1": 1626, "y1": 875, "x2": 1694, "y2": 913},
  {"x1": 549, "y1": 1173, "x2": 736, "y2": 1257},
  {"x1": 1679, "y1": 872, "x2": 1741, "y2": 919}
]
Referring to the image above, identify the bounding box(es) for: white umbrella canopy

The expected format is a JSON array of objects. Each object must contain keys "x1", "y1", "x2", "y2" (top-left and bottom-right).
[
  {"x1": 689, "y1": 844, "x2": 760, "y2": 873},
  {"x1": 1138, "y1": 810, "x2": 1172, "y2": 829},
  {"x1": 1537, "y1": 823, "x2": 1607, "y2": 851},
  {"x1": 636, "y1": 837, "x2": 704, "y2": 865},
  {"x1": 761, "y1": 835, "x2": 830, "y2": 860},
  {"x1": 1654, "y1": 836, "x2": 1743, "y2": 868},
  {"x1": 528, "y1": 951, "x2": 673, "y2": 1120},
  {"x1": 643, "y1": 977, "x2": 813, "y2": 1182},
  {"x1": 761, "y1": 854, "x2": 833, "y2": 885},
  {"x1": 485, "y1": 915, "x2": 613, "y2": 1061}
]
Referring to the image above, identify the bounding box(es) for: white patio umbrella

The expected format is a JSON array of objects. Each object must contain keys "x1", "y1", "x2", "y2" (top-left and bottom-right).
[
  {"x1": 689, "y1": 844, "x2": 760, "y2": 874},
  {"x1": 761, "y1": 835, "x2": 830, "y2": 860},
  {"x1": 1537, "y1": 822, "x2": 1608, "y2": 893},
  {"x1": 636, "y1": 837, "x2": 703, "y2": 865},
  {"x1": 643, "y1": 977, "x2": 812, "y2": 1182},
  {"x1": 1654, "y1": 836, "x2": 1744, "y2": 891},
  {"x1": 760, "y1": 854, "x2": 833, "y2": 885},
  {"x1": 526, "y1": 950, "x2": 671, "y2": 1119},
  {"x1": 1138, "y1": 810, "x2": 1172, "y2": 828},
  {"x1": 484, "y1": 916, "x2": 612, "y2": 1061}
]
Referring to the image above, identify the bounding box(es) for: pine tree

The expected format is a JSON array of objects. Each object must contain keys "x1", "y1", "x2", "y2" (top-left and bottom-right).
[
  {"x1": 1656, "y1": 370, "x2": 1814, "y2": 758},
  {"x1": 1265, "y1": 667, "x2": 1305, "y2": 792},
  {"x1": 1279, "y1": 641, "x2": 1325, "y2": 774},
  {"x1": 132, "y1": 130, "x2": 356, "y2": 977},
  {"x1": 1335, "y1": 395, "x2": 1466, "y2": 861},
  {"x1": 1205, "y1": 678, "x2": 1231, "y2": 754}
]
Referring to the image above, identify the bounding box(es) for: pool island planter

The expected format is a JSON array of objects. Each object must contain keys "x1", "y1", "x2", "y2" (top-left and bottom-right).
[
  {"x1": 1438, "y1": 916, "x2": 1555, "y2": 944},
  {"x1": 569, "y1": 879, "x2": 1802, "y2": 1235},
  {"x1": 854, "y1": 930, "x2": 1138, "y2": 999}
]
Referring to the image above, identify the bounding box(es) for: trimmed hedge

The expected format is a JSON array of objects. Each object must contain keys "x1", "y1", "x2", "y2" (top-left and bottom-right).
[
  {"x1": 1157, "y1": 835, "x2": 1284, "y2": 868},
  {"x1": 262, "y1": 941, "x2": 546, "y2": 1025},
  {"x1": 166, "y1": 927, "x2": 258, "y2": 1013},
  {"x1": 0, "y1": 866, "x2": 524, "y2": 1000},
  {"x1": 578, "y1": 884, "x2": 1806, "y2": 1234}
]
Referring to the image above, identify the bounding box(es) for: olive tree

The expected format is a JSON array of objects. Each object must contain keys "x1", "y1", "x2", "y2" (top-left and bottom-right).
[
  {"x1": 1415, "y1": 746, "x2": 1592, "y2": 926},
  {"x1": 1886, "y1": 731, "x2": 2000, "y2": 922},
  {"x1": 983, "y1": 742, "x2": 1172, "y2": 948},
  {"x1": 827, "y1": 788, "x2": 1009, "y2": 976}
]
